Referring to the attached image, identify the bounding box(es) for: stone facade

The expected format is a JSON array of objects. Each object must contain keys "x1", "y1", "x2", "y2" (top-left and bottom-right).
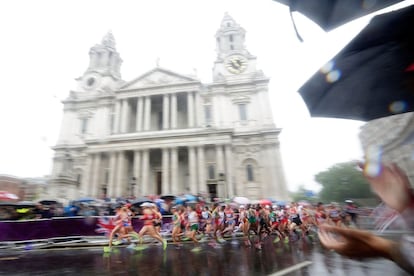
[{"x1": 49, "y1": 14, "x2": 289, "y2": 202}]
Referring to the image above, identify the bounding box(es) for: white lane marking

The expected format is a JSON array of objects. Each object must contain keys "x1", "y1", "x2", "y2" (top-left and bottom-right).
[{"x1": 269, "y1": 261, "x2": 313, "y2": 276}]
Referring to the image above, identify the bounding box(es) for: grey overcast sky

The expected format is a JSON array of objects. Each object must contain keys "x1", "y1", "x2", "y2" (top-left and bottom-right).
[{"x1": 0, "y1": 0, "x2": 412, "y2": 192}]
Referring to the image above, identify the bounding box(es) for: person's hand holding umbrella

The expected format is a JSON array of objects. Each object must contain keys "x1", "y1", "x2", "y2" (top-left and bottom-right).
[
  {"x1": 318, "y1": 224, "x2": 395, "y2": 259},
  {"x1": 360, "y1": 162, "x2": 414, "y2": 213},
  {"x1": 319, "y1": 162, "x2": 414, "y2": 274}
]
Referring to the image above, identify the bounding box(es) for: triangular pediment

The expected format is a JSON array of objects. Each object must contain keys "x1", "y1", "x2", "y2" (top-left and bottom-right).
[{"x1": 120, "y1": 67, "x2": 199, "y2": 90}]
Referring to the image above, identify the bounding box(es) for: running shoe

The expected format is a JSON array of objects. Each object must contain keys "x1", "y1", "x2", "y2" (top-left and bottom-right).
[
  {"x1": 112, "y1": 240, "x2": 122, "y2": 246},
  {"x1": 127, "y1": 244, "x2": 136, "y2": 249},
  {"x1": 273, "y1": 237, "x2": 280, "y2": 243},
  {"x1": 163, "y1": 239, "x2": 167, "y2": 250},
  {"x1": 134, "y1": 245, "x2": 147, "y2": 251},
  {"x1": 284, "y1": 237, "x2": 289, "y2": 244},
  {"x1": 191, "y1": 246, "x2": 202, "y2": 252},
  {"x1": 199, "y1": 236, "x2": 209, "y2": 243}
]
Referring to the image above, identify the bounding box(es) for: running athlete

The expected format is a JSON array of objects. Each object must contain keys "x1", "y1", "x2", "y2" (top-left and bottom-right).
[
  {"x1": 269, "y1": 205, "x2": 282, "y2": 243},
  {"x1": 137, "y1": 202, "x2": 167, "y2": 250},
  {"x1": 222, "y1": 204, "x2": 236, "y2": 237},
  {"x1": 186, "y1": 205, "x2": 200, "y2": 251},
  {"x1": 152, "y1": 204, "x2": 163, "y2": 234},
  {"x1": 201, "y1": 206, "x2": 213, "y2": 240},
  {"x1": 210, "y1": 204, "x2": 221, "y2": 245},
  {"x1": 107, "y1": 205, "x2": 126, "y2": 250},
  {"x1": 288, "y1": 203, "x2": 306, "y2": 240},
  {"x1": 314, "y1": 202, "x2": 327, "y2": 226},
  {"x1": 171, "y1": 206, "x2": 182, "y2": 248},
  {"x1": 327, "y1": 204, "x2": 342, "y2": 227},
  {"x1": 238, "y1": 205, "x2": 250, "y2": 246},
  {"x1": 120, "y1": 205, "x2": 139, "y2": 242},
  {"x1": 216, "y1": 205, "x2": 226, "y2": 242}
]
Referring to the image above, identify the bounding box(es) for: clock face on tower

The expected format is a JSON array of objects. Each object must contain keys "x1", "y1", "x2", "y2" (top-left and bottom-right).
[
  {"x1": 82, "y1": 73, "x2": 101, "y2": 90},
  {"x1": 225, "y1": 55, "x2": 248, "y2": 74}
]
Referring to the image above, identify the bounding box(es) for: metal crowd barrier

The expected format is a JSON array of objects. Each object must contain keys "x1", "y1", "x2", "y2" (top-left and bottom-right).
[{"x1": 0, "y1": 215, "x2": 173, "y2": 250}]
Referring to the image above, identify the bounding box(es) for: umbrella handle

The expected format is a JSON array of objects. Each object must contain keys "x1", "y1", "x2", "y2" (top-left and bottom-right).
[{"x1": 289, "y1": 3, "x2": 304, "y2": 42}]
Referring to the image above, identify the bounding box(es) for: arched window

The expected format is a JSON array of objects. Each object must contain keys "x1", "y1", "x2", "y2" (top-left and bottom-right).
[{"x1": 246, "y1": 164, "x2": 254, "y2": 182}]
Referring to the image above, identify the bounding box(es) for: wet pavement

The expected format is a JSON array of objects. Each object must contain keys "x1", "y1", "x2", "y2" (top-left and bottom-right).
[{"x1": 0, "y1": 237, "x2": 409, "y2": 276}]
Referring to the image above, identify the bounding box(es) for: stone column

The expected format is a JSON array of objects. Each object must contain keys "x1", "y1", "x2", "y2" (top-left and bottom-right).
[
  {"x1": 114, "y1": 101, "x2": 121, "y2": 133},
  {"x1": 83, "y1": 154, "x2": 93, "y2": 197},
  {"x1": 144, "y1": 96, "x2": 151, "y2": 131},
  {"x1": 91, "y1": 153, "x2": 101, "y2": 198},
  {"x1": 188, "y1": 146, "x2": 197, "y2": 193},
  {"x1": 133, "y1": 150, "x2": 141, "y2": 197},
  {"x1": 171, "y1": 93, "x2": 177, "y2": 129},
  {"x1": 107, "y1": 151, "x2": 117, "y2": 198},
  {"x1": 216, "y1": 145, "x2": 224, "y2": 197},
  {"x1": 116, "y1": 151, "x2": 125, "y2": 197},
  {"x1": 171, "y1": 147, "x2": 178, "y2": 194},
  {"x1": 187, "y1": 91, "x2": 194, "y2": 127},
  {"x1": 125, "y1": 99, "x2": 130, "y2": 133},
  {"x1": 136, "y1": 97, "x2": 144, "y2": 132},
  {"x1": 195, "y1": 92, "x2": 202, "y2": 127},
  {"x1": 197, "y1": 145, "x2": 205, "y2": 193},
  {"x1": 163, "y1": 94, "x2": 170, "y2": 130},
  {"x1": 141, "y1": 149, "x2": 149, "y2": 195},
  {"x1": 216, "y1": 145, "x2": 224, "y2": 174},
  {"x1": 225, "y1": 145, "x2": 234, "y2": 198},
  {"x1": 162, "y1": 148, "x2": 170, "y2": 195},
  {"x1": 120, "y1": 99, "x2": 128, "y2": 133}
]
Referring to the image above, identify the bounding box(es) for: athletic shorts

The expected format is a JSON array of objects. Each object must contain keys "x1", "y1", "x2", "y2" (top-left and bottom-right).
[
  {"x1": 291, "y1": 216, "x2": 302, "y2": 226},
  {"x1": 190, "y1": 224, "x2": 199, "y2": 231}
]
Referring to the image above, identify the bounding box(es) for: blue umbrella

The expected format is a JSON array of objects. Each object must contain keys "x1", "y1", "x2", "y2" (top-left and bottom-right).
[
  {"x1": 174, "y1": 198, "x2": 185, "y2": 205},
  {"x1": 183, "y1": 194, "x2": 197, "y2": 201},
  {"x1": 75, "y1": 197, "x2": 95, "y2": 203}
]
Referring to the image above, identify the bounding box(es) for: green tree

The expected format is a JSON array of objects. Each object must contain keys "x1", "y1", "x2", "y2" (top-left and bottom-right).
[
  {"x1": 290, "y1": 185, "x2": 318, "y2": 202},
  {"x1": 290, "y1": 186, "x2": 308, "y2": 202},
  {"x1": 315, "y1": 162, "x2": 375, "y2": 203}
]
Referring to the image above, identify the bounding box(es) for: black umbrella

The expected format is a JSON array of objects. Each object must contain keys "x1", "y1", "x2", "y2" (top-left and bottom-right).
[
  {"x1": 38, "y1": 200, "x2": 60, "y2": 206},
  {"x1": 298, "y1": 5, "x2": 414, "y2": 121},
  {"x1": 160, "y1": 195, "x2": 176, "y2": 201},
  {"x1": 274, "y1": 0, "x2": 404, "y2": 31}
]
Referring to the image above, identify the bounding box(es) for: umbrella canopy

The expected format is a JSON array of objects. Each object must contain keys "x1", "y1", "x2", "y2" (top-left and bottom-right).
[
  {"x1": 160, "y1": 195, "x2": 176, "y2": 201},
  {"x1": 299, "y1": 5, "x2": 414, "y2": 121},
  {"x1": 74, "y1": 197, "x2": 96, "y2": 203},
  {"x1": 181, "y1": 194, "x2": 198, "y2": 202},
  {"x1": 17, "y1": 201, "x2": 36, "y2": 208},
  {"x1": 131, "y1": 197, "x2": 153, "y2": 207},
  {"x1": 259, "y1": 199, "x2": 273, "y2": 207},
  {"x1": 0, "y1": 191, "x2": 18, "y2": 201},
  {"x1": 232, "y1": 196, "x2": 250, "y2": 205},
  {"x1": 38, "y1": 199, "x2": 60, "y2": 206},
  {"x1": 274, "y1": 0, "x2": 403, "y2": 32}
]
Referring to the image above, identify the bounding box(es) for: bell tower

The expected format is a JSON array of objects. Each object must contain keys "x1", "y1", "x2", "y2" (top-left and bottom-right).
[
  {"x1": 213, "y1": 13, "x2": 257, "y2": 80},
  {"x1": 76, "y1": 32, "x2": 123, "y2": 92}
]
